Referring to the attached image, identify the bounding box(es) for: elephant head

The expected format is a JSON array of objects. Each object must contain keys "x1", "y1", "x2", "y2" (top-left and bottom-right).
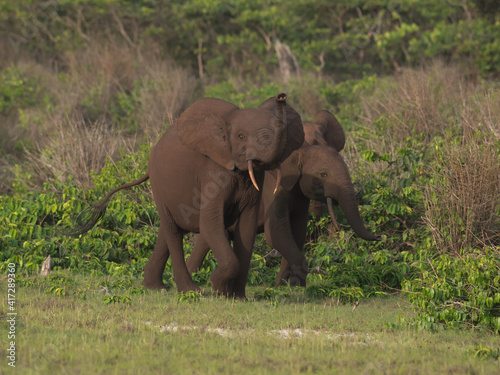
[
  {"x1": 177, "y1": 93, "x2": 304, "y2": 190},
  {"x1": 280, "y1": 145, "x2": 381, "y2": 241},
  {"x1": 302, "y1": 111, "x2": 346, "y2": 220}
]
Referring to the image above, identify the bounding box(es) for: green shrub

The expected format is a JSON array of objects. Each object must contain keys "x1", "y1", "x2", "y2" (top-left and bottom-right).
[
  {"x1": 304, "y1": 238, "x2": 411, "y2": 303},
  {"x1": 44, "y1": 272, "x2": 75, "y2": 296},
  {"x1": 177, "y1": 290, "x2": 202, "y2": 303},
  {"x1": 103, "y1": 294, "x2": 131, "y2": 304},
  {"x1": 402, "y1": 248, "x2": 500, "y2": 332},
  {"x1": 0, "y1": 144, "x2": 157, "y2": 277},
  {"x1": 0, "y1": 65, "x2": 40, "y2": 113}
]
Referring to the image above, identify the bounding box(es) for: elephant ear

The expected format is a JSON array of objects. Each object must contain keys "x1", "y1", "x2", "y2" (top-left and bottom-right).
[
  {"x1": 272, "y1": 149, "x2": 302, "y2": 191},
  {"x1": 313, "y1": 110, "x2": 345, "y2": 152},
  {"x1": 177, "y1": 98, "x2": 238, "y2": 170},
  {"x1": 259, "y1": 97, "x2": 305, "y2": 162}
]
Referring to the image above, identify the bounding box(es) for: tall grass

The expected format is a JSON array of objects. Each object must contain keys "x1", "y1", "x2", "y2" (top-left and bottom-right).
[
  {"x1": 23, "y1": 117, "x2": 133, "y2": 190},
  {"x1": 1, "y1": 40, "x2": 197, "y2": 192},
  {"x1": 61, "y1": 42, "x2": 197, "y2": 134},
  {"x1": 359, "y1": 61, "x2": 475, "y2": 143},
  {"x1": 423, "y1": 132, "x2": 500, "y2": 254},
  {"x1": 346, "y1": 61, "x2": 500, "y2": 254}
]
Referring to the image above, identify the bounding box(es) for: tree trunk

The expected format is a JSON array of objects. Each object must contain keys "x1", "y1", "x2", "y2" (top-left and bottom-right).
[{"x1": 275, "y1": 39, "x2": 300, "y2": 83}]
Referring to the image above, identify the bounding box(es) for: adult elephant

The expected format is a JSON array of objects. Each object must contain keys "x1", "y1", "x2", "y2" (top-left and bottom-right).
[
  {"x1": 68, "y1": 93, "x2": 304, "y2": 298},
  {"x1": 186, "y1": 111, "x2": 381, "y2": 287}
]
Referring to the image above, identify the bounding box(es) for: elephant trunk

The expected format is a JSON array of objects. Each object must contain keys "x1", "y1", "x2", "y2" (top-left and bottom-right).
[
  {"x1": 334, "y1": 187, "x2": 381, "y2": 241},
  {"x1": 261, "y1": 93, "x2": 288, "y2": 165},
  {"x1": 247, "y1": 93, "x2": 287, "y2": 193}
]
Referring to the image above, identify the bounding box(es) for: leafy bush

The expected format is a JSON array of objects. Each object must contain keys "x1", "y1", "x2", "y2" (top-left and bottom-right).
[
  {"x1": 177, "y1": 291, "x2": 202, "y2": 303},
  {"x1": 204, "y1": 81, "x2": 282, "y2": 108},
  {"x1": 402, "y1": 248, "x2": 500, "y2": 332},
  {"x1": 0, "y1": 65, "x2": 40, "y2": 113},
  {"x1": 0, "y1": 144, "x2": 157, "y2": 277},
  {"x1": 0, "y1": 64, "x2": 54, "y2": 153},
  {"x1": 304, "y1": 237, "x2": 411, "y2": 303},
  {"x1": 45, "y1": 272, "x2": 75, "y2": 296},
  {"x1": 102, "y1": 294, "x2": 132, "y2": 304}
]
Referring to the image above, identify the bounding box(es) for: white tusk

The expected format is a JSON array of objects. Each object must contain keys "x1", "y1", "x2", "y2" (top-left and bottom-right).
[
  {"x1": 327, "y1": 197, "x2": 340, "y2": 232},
  {"x1": 273, "y1": 165, "x2": 282, "y2": 194},
  {"x1": 248, "y1": 160, "x2": 259, "y2": 191}
]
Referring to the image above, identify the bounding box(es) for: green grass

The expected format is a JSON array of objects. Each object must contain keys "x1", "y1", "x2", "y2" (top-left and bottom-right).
[{"x1": 2, "y1": 273, "x2": 499, "y2": 374}]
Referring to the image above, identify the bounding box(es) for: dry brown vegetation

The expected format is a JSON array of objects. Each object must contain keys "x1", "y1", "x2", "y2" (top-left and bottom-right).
[
  {"x1": 1, "y1": 41, "x2": 197, "y2": 192},
  {"x1": 345, "y1": 61, "x2": 500, "y2": 253},
  {"x1": 23, "y1": 117, "x2": 133, "y2": 190},
  {"x1": 358, "y1": 61, "x2": 477, "y2": 143},
  {"x1": 423, "y1": 130, "x2": 500, "y2": 254}
]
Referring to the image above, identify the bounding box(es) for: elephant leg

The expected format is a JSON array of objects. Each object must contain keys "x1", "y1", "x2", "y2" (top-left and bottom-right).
[
  {"x1": 265, "y1": 196, "x2": 309, "y2": 288},
  {"x1": 276, "y1": 207, "x2": 309, "y2": 287},
  {"x1": 186, "y1": 234, "x2": 211, "y2": 274},
  {"x1": 143, "y1": 222, "x2": 170, "y2": 290},
  {"x1": 231, "y1": 207, "x2": 260, "y2": 299},
  {"x1": 207, "y1": 238, "x2": 239, "y2": 296},
  {"x1": 276, "y1": 258, "x2": 290, "y2": 287},
  {"x1": 165, "y1": 227, "x2": 200, "y2": 293},
  {"x1": 201, "y1": 209, "x2": 239, "y2": 296}
]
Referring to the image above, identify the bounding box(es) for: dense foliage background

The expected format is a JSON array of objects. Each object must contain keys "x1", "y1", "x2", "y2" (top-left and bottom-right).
[{"x1": 1, "y1": 0, "x2": 499, "y2": 332}]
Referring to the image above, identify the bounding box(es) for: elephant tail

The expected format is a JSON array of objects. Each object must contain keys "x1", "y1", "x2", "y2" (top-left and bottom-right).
[{"x1": 63, "y1": 173, "x2": 150, "y2": 237}]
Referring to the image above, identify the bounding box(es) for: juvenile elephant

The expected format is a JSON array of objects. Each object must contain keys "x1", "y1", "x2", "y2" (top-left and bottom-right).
[
  {"x1": 68, "y1": 94, "x2": 304, "y2": 298},
  {"x1": 303, "y1": 110, "x2": 347, "y2": 230},
  {"x1": 186, "y1": 111, "x2": 381, "y2": 287}
]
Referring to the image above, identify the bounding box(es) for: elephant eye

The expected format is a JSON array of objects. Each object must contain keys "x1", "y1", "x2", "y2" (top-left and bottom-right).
[
  {"x1": 238, "y1": 134, "x2": 246, "y2": 140},
  {"x1": 319, "y1": 172, "x2": 327, "y2": 178}
]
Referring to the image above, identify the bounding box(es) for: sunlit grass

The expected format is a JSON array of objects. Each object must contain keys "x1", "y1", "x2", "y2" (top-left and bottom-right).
[{"x1": 2, "y1": 274, "x2": 499, "y2": 374}]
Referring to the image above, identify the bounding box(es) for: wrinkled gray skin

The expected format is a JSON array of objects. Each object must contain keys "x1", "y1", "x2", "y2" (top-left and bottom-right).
[
  {"x1": 187, "y1": 111, "x2": 381, "y2": 287},
  {"x1": 68, "y1": 94, "x2": 304, "y2": 299},
  {"x1": 303, "y1": 110, "x2": 347, "y2": 229}
]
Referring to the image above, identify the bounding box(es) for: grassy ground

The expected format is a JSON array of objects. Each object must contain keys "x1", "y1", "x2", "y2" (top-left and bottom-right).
[{"x1": 2, "y1": 274, "x2": 499, "y2": 374}]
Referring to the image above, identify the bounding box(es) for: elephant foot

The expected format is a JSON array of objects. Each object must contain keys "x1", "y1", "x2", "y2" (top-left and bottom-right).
[
  {"x1": 275, "y1": 279, "x2": 285, "y2": 288},
  {"x1": 210, "y1": 277, "x2": 233, "y2": 297},
  {"x1": 277, "y1": 262, "x2": 307, "y2": 288},
  {"x1": 210, "y1": 282, "x2": 232, "y2": 297},
  {"x1": 176, "y1": 282, "x2": 201, "y2": 294},
  {"x1": 275, "y1": 278, "x2": 305, "y2": 288},
  {"x1": 288, "y1": 277, "x2": 306, "y2": 288},
  {"x1": 276, "y1": 271, "x2": 306, "y2": 288},
  {"x1": 210, "y1": 267, "x2": 239, "y2": 297},
  {"x1": 142, "y1": 280, "x2": 169, "y2": 290},
  {"x1": 232, "y1": 290, "x2": 247, "y2": 300}
]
